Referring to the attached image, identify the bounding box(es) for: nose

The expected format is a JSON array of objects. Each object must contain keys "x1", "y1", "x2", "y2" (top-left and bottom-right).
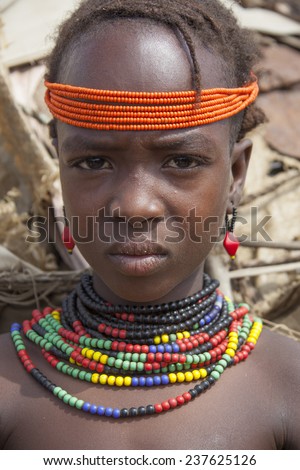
[{"x1": 108, "y1": 173, "x2": 165, "y2": 222}]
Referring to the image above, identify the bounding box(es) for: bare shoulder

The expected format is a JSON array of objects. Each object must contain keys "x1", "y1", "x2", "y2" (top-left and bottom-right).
[
  {"x1": 258, "y1": 327, "x2": 300, "y2": 374},
  {"x1": 0, "y1": 332, "x2": 26, "y2": 448},
  {"x1": 0, "y1": 332, "x2": 19, "y2": 395},
  {"x1": 256, "y1": 327, "x2": 300, "y2": 449}
]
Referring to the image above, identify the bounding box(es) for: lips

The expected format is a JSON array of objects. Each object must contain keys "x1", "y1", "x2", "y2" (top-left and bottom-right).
[
  {"x1": 109, "y1": 241, "x2": 166, "y2": 256},
  {"x1": 107, "y1": 241, "x2": 168, "y2": 276}
]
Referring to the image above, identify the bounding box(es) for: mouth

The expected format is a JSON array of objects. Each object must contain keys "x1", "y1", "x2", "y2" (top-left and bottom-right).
[{"x1": 107, "y1": 242, "x2": 168, "y2": 276}]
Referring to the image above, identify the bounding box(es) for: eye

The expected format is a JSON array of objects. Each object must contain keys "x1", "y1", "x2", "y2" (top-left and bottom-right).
[
  {"x1": 164, "y1": 155, "x2": 204, "y2": 169},
  {"x1": 73, "y1": 157, "x2": 112, "y2": 170}
]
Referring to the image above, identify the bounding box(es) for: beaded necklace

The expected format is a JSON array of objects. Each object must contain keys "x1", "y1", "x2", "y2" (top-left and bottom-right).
[{"x1": 11, "y1": 273, "x2": 262, "y2": 419}]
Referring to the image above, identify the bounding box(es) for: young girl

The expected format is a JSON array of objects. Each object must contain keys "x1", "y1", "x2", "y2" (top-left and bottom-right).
[{"x1": 1, "y1": 0, "x2": 299, "y2": 450}]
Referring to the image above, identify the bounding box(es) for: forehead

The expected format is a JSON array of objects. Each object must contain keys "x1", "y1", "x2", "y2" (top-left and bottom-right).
[
  {"x1": 56, "y1": 18, "x2": 231, "y2": 150},
  {"x1": 58, "y1": 18, "x2": 228, "y2": 90}
]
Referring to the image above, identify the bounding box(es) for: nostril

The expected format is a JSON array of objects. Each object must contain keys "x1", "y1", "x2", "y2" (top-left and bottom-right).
[
  {"x1": 108, "y1": 190, "x2": 165, "y2": 221},
  {"x1": 128, "y1": 216, "x2": 153, "y2": 226}
]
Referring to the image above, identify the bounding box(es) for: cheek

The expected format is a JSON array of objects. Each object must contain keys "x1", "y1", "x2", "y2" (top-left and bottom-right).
[
  {"x1": 175, "y1": 164, "x2": 230, "y2": 217},
  {"x1": 59, "y1": 164, "x2": 98, "y2": 217},
  {"x1": 171, "y1": 166, "x2": 231, "y2": 250},
  {"x1": 157, "y1": 176, "x2": 230, "y2": 251}
]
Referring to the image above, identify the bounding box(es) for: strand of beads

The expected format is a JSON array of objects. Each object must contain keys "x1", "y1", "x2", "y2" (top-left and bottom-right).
[
  {"x1": 79, "y1": 273, "x2": 218, "y2": 314},
  {"x1": 44, "y1": 79, "x2": 259, "y2": 131},
  {"x1": 61, "y1": 274, "x2": 223, "y2": 344},
  {"x1": 25, "y1": 309, "x2": 228, "y2": 386},
  {"x1": 21, "y1": 295, "x2": 230, "y2": 382},
  {"x1": 11, "y1": 274, "x2": 263, "y2": 418}
]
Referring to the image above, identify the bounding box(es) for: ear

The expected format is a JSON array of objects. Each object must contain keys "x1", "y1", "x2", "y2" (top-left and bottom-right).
[{"x1": 227, "y1": 138, "x2": 252, "y2": 212}]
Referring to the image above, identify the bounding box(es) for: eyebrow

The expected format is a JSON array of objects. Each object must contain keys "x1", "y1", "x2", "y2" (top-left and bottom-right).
[
  {"x1": 61, "y1": 129, "x2": 218, "y2": 154},
  {"x1": 61, "y1": 135, "x2": 122, "y2": 154},
  {"x1": 147, "y1": 130, "x2": 217, "y2": 151}
]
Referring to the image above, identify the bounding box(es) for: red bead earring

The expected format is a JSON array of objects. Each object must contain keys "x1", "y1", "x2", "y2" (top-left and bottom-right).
[
  {"x1": 62, "y1": 206, "x2": 75, "y2": 255},
  {"x1": 223, "y1": 207, "x2": 239, "y2": 260}
]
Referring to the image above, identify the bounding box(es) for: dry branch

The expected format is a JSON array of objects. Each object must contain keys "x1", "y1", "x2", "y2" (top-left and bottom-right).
[
  {"x1": 229, "y1": 261, "x2": 300, "y2": 278},
  {"x1": 239, "y1": 240, "x2": 300, "y2": 250}
]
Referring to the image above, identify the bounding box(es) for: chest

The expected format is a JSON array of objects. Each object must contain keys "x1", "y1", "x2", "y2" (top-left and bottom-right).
[{"x1": 4, "y1": 364, "x2": 279, "y2": 450}]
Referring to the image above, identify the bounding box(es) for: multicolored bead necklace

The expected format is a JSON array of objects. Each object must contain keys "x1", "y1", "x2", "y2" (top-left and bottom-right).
[{"x1": 11, "y1": 273, "x2": 262, "y2": 419}]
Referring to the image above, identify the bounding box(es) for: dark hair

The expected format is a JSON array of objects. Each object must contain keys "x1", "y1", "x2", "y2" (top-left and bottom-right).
[{"x1": 46, "y1": 0, "x2": 264, "y2": 141}]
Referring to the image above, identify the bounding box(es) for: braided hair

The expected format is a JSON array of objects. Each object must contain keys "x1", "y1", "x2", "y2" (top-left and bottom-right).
[{"x1": 46, "y1": 0, "x2": 264, "y2": 141}]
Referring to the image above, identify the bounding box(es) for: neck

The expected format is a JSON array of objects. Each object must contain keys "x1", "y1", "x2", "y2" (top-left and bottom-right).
[{"x1": 92, "y1": 266, "x2": 205, "y2": 305}]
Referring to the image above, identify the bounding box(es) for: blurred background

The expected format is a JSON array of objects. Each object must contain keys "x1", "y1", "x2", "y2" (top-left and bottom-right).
[{"x1": 0, "y1": 0, "x2": 299, "y2": 339}]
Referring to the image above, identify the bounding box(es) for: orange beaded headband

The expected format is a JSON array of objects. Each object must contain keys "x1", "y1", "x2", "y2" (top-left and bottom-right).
[{"x1": 44, "y1": 78, "x2": 258, "y2": 131}]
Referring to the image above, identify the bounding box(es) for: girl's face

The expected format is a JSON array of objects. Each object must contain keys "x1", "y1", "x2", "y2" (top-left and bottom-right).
[{"x1": 56, "y1": 20, "x2": 251, "y2": 304}]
